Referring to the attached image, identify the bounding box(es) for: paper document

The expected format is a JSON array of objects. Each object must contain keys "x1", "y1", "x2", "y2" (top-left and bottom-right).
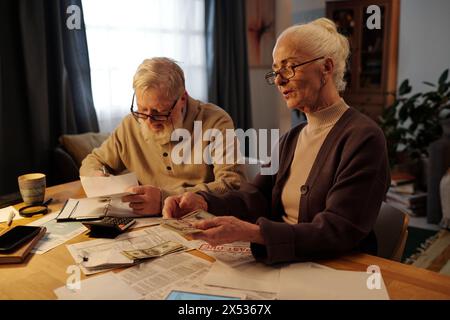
[
  {"x1": 27, "y1": 212, "x2": 87, "y2": 254},
  {"x1": 67, "y1": 226, "x2": 194, "y2": 275},
  {"x1": 198, "y1": 242, "x2": 255, "y2": 267},
  {"x1": 278, "y1": 262, "x2": 390, "y2": 300},
  {"x1": 80, "y1": 172, "x2": 138, "y2": 198},
  {"x1": 0, "y1": 206, "x2": 22, "y2": 223},
  {"x1": 54, "y1": 272, "x2": 142, "y2": 300},
  {"x1": 117, "y1": 252, "x2": 212, "y2": 300},
  {"x1": 161, "y1": 268, "x2": 277, "y2": 300},
  {"x1": 203, "y1": 260, "x2": 281, "y2": 294}
]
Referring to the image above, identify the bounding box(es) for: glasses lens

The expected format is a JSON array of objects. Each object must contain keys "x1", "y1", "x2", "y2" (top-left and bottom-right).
[
  {"x1": 265, "y1": 72, "x2": 276, "y2": 85},
  {"x1": 280, "y1": 67, "x2": 295, "y2": 80}
]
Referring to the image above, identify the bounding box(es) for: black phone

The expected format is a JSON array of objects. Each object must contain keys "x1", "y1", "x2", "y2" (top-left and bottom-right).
[{"x1": 0, "y1": 226, "x2": 41, "y2": 252}]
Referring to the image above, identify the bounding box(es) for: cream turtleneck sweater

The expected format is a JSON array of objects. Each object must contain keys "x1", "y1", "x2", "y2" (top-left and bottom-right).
[{"x1": 282, "y1": 98, "x2": 349, "y2": 224}]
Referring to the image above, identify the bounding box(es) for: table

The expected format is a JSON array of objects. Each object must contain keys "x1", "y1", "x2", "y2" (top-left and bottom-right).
[{"x1": 1, "y1": 181, "x2": 450, "y2": 300}]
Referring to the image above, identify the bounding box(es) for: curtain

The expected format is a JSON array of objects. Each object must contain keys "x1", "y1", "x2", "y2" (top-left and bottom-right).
[
  {"x1": 205, "y1": 0, "x2": 252, "y2": 130},
  {"x1": 83, "y1": 0, "x2": 207, "y2": 133},
  {"x1": 0, "y1": 0, "x2": 98, "y2": 195}
]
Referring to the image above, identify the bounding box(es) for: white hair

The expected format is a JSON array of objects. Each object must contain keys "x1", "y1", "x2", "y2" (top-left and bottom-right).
[
  {"x1": 278, "y1": 18, "x2": 350, "y2": 92},
  {"x1": 133, "y1": 57, "x2": 185, "y2": 99}
]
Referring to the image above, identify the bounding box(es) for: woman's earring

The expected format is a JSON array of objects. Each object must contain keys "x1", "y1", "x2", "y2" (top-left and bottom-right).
[{"x1": 321, "y1": 77, "x2": 326, "y2": 86}]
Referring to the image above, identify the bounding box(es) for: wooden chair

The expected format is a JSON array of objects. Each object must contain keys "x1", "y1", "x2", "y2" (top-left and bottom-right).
[{"x1": 374, "y1": 202, "x2": 410, "y2": 261}]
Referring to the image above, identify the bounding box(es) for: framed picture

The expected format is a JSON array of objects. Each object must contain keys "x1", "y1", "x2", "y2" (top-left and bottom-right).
[{"x1": 246, "y1": 0, "x2": 276, "y2": 68}]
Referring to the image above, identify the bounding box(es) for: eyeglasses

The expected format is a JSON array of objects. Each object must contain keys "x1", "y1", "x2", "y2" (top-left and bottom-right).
[
  {"x1": 130, "y1": 93, "x2": 180, "y2": 122},
  {"x1": 264, "y1": 56, "x2": 325, "y2": 85}
]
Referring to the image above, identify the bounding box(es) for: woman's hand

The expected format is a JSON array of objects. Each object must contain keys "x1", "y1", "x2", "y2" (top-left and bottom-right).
[
  {"x1": 162, "y1": 192, "x2": 208, "y2": 219},
  {"x1": 191, "y1": 216, "x2": 265, "y2": 246}
]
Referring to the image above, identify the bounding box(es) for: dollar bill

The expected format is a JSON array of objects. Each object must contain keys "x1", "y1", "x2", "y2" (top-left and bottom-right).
[
  {"x1": 162, "y1": 209, "x2": 216, "y2": 237},
  {"x1": 122, "y1": 241, "x2": 186, "y2": 260}
]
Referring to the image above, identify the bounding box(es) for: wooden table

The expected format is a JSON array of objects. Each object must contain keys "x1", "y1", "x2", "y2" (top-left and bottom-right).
[{"x1": 1, "y1": 181, "x2": 450, "y2": 300}]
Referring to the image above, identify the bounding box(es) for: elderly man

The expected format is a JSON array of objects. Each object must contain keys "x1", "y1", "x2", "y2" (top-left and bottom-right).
[{"x1": 80, "y1": 57, "x2": 244, "y2": 216}]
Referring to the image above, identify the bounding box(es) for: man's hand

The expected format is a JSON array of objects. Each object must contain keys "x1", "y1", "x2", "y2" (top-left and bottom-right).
[
  {"x1": 121, "y1": 185, "x2": 161, "y2": 216},
  {"x1": 191, "y1": 216, "x2": 265, "y2": 246},
  {"x1": 162, "y1": 192, "x2": 208, "y2": 219}
]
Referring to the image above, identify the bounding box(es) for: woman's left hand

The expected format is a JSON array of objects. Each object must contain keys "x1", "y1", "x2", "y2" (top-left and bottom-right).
[{"x1": 191, "y1": 216, "x2": 264, "y2": 246}]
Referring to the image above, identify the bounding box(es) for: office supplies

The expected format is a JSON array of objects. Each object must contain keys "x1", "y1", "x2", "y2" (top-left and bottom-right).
[
  {"x1": 54, "y1": 272, "x2": 142, "y2": 300},
  {"x1": 56, "y1": 197, "x2": 141, "y2": 222},
  {"x1": 6, "y1": 211, "x2": 15, "y2": 226},
  {"x1": 0, "y1": 226, "x2": 42, "y2": 252},
  {"x1": 0, "y1": 206, "x2": 22, "y2": 223},
  {"x1": 67, "y1": 226, "x2": 194, "y2": 275},
  {"x1": 165, "y1": 288, "x2": 244, "y2": 300},
  {"x1": 83, "y1": 216, "x2": 136, "y2": 238},
  {"x1": 27, "y1": 212, "x2": 87, "y2": 254},
  {"x1": 278, "y1": 262, "x2": 390, "y2": 300},
  {"x1": 0, "y1": 226, "x2": 46, "y2": 264},
  {"x1": 18, "y1": 198, "x2": 53, "y2": 217},
  {"x1": 80, "y1": 172, "x2": 138, "y2": 198},
  {"x1": 203, "y1": 260, "x2": 281, "y2": 294}
]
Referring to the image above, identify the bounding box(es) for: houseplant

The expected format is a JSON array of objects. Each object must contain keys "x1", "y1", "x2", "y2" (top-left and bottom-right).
[{"x1": 380, "y1": 69, "x2": 450, "y2": 168}]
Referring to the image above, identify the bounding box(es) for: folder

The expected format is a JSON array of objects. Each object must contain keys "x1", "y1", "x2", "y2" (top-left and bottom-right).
[
  {"x1": 56, "y1": 198, "x2": 140, "y2": 222},
  {"x1": 0, "y1": 226, "x2": 46, "y2": 264}
]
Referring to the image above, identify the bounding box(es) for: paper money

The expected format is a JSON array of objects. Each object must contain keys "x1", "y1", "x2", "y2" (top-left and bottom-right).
[
  {"x1": 122, "y1": 241, "x2": 186, "y2": 260},
  {"x1": 162, "y1": 209, "x2": 215, "y2": 236}
]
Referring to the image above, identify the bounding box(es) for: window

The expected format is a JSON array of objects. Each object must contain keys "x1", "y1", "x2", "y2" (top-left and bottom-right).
[{"x1": 83, "y1": 0, "x2": 207, "y2": 132}]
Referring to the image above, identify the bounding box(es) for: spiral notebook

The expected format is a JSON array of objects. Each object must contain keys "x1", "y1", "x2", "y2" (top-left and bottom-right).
[{"x1": 56, "y1": 198, "x2": 141, "y2": 222}]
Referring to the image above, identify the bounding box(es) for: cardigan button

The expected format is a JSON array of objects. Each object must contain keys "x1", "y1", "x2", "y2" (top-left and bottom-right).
[{"x1": 300, "y1": 185, "x2": 309, "y2": 195}]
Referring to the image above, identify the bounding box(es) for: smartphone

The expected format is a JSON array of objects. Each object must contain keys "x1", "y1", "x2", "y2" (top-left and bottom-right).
[{"x1": 0, "y1": 226, "x2": 41, "y2": 252}]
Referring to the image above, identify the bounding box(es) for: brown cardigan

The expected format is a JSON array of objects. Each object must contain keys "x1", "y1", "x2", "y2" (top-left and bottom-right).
[{"x1": 198, "y1": 107, "x2": 390, "y2": 264}]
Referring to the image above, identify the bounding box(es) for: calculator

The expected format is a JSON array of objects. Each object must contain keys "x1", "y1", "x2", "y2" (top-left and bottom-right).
[{"x1": 82, "y1": 217, "x2": 136, "y2": 238}]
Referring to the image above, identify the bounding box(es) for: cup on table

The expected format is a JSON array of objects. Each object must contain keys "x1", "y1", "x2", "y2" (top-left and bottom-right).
[{"x1": 17, "y1": 173, "x2": 46, "y2": 205}]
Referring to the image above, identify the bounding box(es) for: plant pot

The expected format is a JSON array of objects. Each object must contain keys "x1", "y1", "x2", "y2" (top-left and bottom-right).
[{"x1": 427, "y1": 118, "x2": 450, "y2": 224}]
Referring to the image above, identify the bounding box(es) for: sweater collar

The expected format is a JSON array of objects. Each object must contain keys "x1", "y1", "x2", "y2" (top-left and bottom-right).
[{"x1": 305, "y1": 98, "x2": 349, "y2": 130}]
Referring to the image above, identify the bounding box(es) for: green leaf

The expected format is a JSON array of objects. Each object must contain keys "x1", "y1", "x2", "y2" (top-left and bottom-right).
[
  {"x1": 398, "y1": 79, "x2": 412, "y2": 96},
  {"x1": 423, "y1": 81, "x2": 436, "y2": 87},
  {"x1": 439, "y1": 69, "x2": 449, "y2": 86}
]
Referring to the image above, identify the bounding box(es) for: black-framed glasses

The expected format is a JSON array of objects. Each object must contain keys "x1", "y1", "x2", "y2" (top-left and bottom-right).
[
  {"x1": 130, "y1": 93, "x2": 180, "y2": 122},
  {"x1": 264, "y1": 56, "x2": 325, "y2": 85}
]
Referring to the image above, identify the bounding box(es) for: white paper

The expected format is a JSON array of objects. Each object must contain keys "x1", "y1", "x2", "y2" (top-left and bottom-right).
[
  {"x1": 0, "y1": 206, "x2": 22, "y2": 223},
  {"x1": 54, "y1": 272, "x2": 142, "y2": 300},
  {"x1": 278, "y1": 262, "x2": 390, "y2": 300},
  {"x1": 117, "y1": 252, "x2": 212, "y2": 300},
  {"x1": 27, "y1": 212, "x2": 88, "y2": 254},
  {"x1": 80, "y1": 172, "x2": 138, "y2": 198},
  {"x1": 203, "y1": 260, "x2": 281, "y2": 294},
  {"x1": 160, "y1": 267, "x2": 277, "y2": 300},
  {"x1": 67, "y1": 226, "x2": 195, "y2": 275},
  {"x1": 198, "y1": 242, "x2": 255, "y2": 267}
]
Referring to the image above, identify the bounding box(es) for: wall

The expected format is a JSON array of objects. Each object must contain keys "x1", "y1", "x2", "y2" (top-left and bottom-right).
[{"x1": 397, "y1": 0, "x2": 450, "y2": 94}]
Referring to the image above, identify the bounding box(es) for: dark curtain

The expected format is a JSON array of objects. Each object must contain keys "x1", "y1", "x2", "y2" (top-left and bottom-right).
[
  {"x1": 0, "y1": 0, "x2": 98, "y2": 195},
  {"x1": 205, "y1": 0, "x2": 252, "y2": 130}
]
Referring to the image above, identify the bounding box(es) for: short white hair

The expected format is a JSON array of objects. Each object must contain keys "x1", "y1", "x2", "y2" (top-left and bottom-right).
[
  {"x1": 133, "y1": 57, "x2": 185, "y2": 99},
  {"x1": 278, "y1": 18, "x2": 350, "y2": 92}
]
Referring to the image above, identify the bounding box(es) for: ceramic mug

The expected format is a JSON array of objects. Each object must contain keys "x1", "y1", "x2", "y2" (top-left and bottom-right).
[{"x1": 18, "y1": 173, "x2": 46, "y2": 205}]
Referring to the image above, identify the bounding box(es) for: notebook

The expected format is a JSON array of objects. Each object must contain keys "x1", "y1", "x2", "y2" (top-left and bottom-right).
[
  {"x1": 0, "y1": 226, "x2": 46, "y2": 264},
  {"x1": 56, "y1": 198, "x2": 141, "y2": 222}
]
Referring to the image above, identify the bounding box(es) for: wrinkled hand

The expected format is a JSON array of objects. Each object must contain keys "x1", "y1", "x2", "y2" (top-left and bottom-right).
[
  {"x1": 121, "y1": 185, "x2": 161, "y2": 216},
  {"x1": 162, "y1": 192, "x2": 208, "y2": 219},
  {"x1": 191, "y1": 216, "x2": 264, "y2": 246}
]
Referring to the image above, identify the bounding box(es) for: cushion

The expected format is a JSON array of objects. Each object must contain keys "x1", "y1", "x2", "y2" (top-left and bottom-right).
[{"x1": 59, "y1": 132, "x2": 109, "y2": 167}]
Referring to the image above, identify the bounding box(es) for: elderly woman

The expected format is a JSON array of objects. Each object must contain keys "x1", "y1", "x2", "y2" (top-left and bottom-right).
[{"x1": 163, "y1": 18, "x2": 390, "y2": 264}]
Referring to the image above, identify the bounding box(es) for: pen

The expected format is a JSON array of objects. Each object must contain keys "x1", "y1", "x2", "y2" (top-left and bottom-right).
[
  {"x1": 102, "y1": 165, "x2": 108, "y2": 176},
  {"x1": 7, "y1": 211, "x2": 15, "y2": 227}
]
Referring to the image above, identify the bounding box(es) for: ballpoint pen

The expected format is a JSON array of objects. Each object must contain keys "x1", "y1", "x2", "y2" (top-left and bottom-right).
[{"x1": 7, "y1": 211, "x2": 15, "y2": 227}]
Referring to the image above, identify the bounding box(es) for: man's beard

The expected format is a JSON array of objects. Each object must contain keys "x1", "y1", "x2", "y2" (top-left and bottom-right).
[{"x1": 140, "y1": 115, "x2": 184, "y2": 145}]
